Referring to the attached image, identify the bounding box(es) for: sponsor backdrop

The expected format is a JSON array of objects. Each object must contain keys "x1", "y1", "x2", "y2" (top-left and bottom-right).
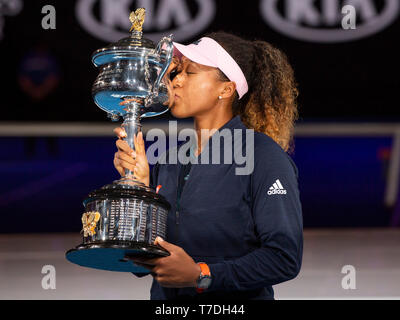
[
  {"x1": 0, "y1": 0, "x2": 399, "y2": 232},
  {"x1": 1, "y1": 0, "x2": 399, "y2": 121}
]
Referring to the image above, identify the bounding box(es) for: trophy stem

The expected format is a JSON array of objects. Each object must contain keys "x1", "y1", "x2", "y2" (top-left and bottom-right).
[{"x1": 120, "y1": 99, "x2": 143, "y2": 181}]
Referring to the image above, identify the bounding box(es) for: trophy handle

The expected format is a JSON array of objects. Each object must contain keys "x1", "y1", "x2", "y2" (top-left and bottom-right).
[{"x1": 146, "y1": 35, "x2": 174, "y2": 106}]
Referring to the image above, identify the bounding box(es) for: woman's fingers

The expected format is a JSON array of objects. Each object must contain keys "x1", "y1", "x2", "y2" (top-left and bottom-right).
[
  {"x1": 115, "y1": 151, "x2": 136, "y2": 166},
  {"x1": 115, "y1": 129, "x2": 144, "y2": 157},
  {"x1": 113, "y1": 127, "x2": 127, "y2": 139},
  {"x1": 114, "y1": 157, "x2": 136, "y2": 173},
  {"x1": 114, "y1": 127, "x2": 149, "y2": 185},
  {"x1": 116, "y1": 139, "x2": 134, "y2": 155},
  {"x1": 113, "y1": 156, "x2": 125, "y2": 177}
]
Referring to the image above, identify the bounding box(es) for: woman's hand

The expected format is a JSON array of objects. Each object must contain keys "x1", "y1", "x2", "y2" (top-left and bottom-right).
[
  {"x1": 113, "y1": 128, "x2": 150, "y2": 187},
  {"x1": 132, "y1": 237, "x2": 201, "y2": 288}
]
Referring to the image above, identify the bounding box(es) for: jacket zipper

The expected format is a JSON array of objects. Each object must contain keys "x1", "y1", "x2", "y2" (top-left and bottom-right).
[
  {"x1": 176, "y1": 193, "x2": 180, "y2": 225},
  {"x1": 175, "y1": 162, "x2": 192, "y2": 240},
  {"x1": 175, "y1": 166, "x2": 181, "y2": 242}
]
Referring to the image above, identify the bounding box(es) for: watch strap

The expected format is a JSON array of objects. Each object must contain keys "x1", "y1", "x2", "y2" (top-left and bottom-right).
[{"x1": 196, "y1": 262, "x2": 211, "y2": 293}]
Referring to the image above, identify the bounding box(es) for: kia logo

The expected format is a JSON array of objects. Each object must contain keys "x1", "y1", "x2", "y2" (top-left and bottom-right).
[
  {"x1": 76, "y1": 0, "x2": 216, "y2": 43},
  {"x1": 260, "y1": 0, "x2": 399, "y2": 43}
]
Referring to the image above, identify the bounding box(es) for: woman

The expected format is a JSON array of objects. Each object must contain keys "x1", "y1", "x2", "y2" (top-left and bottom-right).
[{"x1": 113, "y1": 31, "x2": 303, "y2": 300}]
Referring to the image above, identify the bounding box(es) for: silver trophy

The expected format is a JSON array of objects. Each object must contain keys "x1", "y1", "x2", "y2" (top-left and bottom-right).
[{"x1": 66, "y1": 8, "x2": 173, "y2": 274}]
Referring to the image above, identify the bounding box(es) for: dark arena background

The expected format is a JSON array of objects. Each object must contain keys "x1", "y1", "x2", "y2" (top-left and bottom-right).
[{"x1": 0, "y1": 0, "x2": 399, "y2": 300}]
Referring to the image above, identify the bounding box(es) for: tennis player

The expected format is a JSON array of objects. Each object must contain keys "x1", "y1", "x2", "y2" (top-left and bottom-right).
[{"x1": 114, "y1": 31, "x2": 303, "y2": 300}]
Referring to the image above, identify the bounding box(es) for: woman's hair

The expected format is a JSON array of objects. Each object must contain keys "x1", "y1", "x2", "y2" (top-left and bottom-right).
[{"x1": 205, "y1": 31, "x2": 299, "y2": 154}]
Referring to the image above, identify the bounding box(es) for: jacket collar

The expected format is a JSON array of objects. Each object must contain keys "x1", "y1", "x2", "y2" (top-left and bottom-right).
[
  {"x1": 187, "y1": 115, "x2": 247, "y2": 161},
  {"x1": 217, "y1": 115, "x2": 246, "y2": 131}
]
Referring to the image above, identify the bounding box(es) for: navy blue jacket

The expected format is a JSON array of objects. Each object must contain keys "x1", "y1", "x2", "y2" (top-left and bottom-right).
[{"x1": 148, "y1": 115, "x2": 303, "y2": 300}]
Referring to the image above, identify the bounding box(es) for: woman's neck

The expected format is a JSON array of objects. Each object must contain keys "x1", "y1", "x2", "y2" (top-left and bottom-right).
[{"x1": 193, "y1": 108, "x2": 233, "y2": 157}]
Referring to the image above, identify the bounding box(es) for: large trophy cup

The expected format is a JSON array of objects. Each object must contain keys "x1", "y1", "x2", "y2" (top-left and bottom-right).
[{"x1": 66, "y1": 9, "x2": 173, "y2": 274}]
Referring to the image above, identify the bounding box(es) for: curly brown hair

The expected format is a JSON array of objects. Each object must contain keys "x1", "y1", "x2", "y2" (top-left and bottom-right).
[{"x1": 205, "y1": 32, "x2": 299, "y2": 153}]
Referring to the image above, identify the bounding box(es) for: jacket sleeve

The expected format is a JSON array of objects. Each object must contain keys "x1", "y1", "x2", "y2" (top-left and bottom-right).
[
  {"x1": 149, "y1": 162, "x2": 160, "y2": 190},
  {"x1": 207, "y1": 145, "x2": 303, "y2": 291}
]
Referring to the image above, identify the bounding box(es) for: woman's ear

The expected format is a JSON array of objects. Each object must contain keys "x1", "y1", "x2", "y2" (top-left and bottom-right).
[{"x1": 220, "y1": 81, "x2": 237, "y2": 100}]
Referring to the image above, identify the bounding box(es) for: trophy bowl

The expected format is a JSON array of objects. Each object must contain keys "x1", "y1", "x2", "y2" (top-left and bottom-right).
[
  {"x1": 91, "y1": 31, "x2": 171, "y2": 119},
  {"x1": 66, "y1": 8, "x2": 173, "y2": 274}
]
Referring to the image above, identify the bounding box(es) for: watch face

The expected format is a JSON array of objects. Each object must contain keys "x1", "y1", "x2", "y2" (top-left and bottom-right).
[{"x1": 198, "y1": 276, "x2": 212, "y2": 289}]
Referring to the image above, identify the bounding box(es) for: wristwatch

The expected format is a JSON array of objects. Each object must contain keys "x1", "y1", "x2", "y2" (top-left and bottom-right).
[{"x1": 196, "y1": 262, "x2": 212, "y2": 293}]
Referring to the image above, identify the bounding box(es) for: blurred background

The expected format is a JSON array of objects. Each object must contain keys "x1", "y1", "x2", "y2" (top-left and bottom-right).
[{"x1": 0, "y1": 0, "x2": 399, "y2": 299}]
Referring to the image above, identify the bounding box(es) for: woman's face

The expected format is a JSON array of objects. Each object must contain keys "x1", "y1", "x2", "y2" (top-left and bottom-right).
[{"x1": 168, "y1": 56, "x2": 225, "y2": 118}]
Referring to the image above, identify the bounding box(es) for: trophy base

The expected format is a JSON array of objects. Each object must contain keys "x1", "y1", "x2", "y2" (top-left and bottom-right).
[{"x1": 65, "y1": 241, "x2": 169, "y2": 274}]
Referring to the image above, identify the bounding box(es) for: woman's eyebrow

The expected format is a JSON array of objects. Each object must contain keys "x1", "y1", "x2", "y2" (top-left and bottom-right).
[
  {"x1": 186, "y1": 61, "x2": 196, "y2": 67},
  {"x1": 187, "y1": 61, "x2": 203, "y2": 70}
]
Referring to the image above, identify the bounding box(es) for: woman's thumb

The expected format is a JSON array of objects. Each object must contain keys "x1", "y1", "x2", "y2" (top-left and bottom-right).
[
  {"x1": 135, "y1": 131, "x2": 145, "y2": 155},
  {"x1": 155, "y1": 236, "x2": 174, "y2": 250}
]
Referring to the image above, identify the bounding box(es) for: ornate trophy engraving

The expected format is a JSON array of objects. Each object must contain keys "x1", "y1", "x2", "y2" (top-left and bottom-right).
[{"x1": 66, "y1": 9, "x2": 173, "y2": 274}]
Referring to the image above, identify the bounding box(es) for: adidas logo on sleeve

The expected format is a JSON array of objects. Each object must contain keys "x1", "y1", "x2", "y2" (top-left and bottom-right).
[{"x1": 267, "y1": 179, "x2": 287, "y2": 195}]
